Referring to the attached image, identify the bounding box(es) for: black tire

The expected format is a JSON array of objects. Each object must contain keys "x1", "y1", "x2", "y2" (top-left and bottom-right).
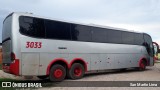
[
  {"x1": 49, "y1": 64, "x2": 66, "y2": 82},
  {"x1": 37, "y1": 75, "x2": 48, "y2": 79},
  {"x1": 68, "y1": 63, "x2": 85, "y2": 80},
  {"x1": 139, "y1": 60, "x2": 146, "y2": 71}
]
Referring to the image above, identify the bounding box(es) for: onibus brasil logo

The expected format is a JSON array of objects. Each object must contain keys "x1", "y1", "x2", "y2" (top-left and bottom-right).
[{"x1": 2, "y1": 82, "x2": 42, "y2": 88}]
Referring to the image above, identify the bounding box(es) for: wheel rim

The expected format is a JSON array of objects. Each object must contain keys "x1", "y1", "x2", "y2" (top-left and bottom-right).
[
  {"x1": 53, "y1": 69, "x2": 63, "y2": 78},
  {"x1": 74, "y1": 67, "x2": 82, "y2": 77},
  {"x1": 140, "y1": 62, "x2": 145, "y2": 69}
]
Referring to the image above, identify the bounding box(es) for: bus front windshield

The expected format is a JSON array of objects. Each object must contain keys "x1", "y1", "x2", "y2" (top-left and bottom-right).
[{"x1": 144, "y1": 34, "x2": 154, "y2": 57}]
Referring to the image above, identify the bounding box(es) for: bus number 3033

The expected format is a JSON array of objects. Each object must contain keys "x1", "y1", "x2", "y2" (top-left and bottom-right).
[{"x1": 26, "y1": 42, "x2": 42, "y2": 48}]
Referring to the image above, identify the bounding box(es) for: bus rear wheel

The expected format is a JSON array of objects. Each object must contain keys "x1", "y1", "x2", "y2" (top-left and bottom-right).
[
  {"x1": 68, "y1": 63, "x2": 84, "y2": 79},
  {"x1": 49, "y1": 64, "x2": 66, "y2": 82},
  {"x1": 139, "y1": 60, "x2": 146, "y2": 71}
]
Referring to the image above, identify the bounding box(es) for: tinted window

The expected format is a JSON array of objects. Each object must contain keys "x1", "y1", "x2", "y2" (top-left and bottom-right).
[
  {"x1": 134, "y1": 33, "x2": 144, "y2": 45},
  {"x1": 45, "y1": 20, "x2": 71, "y2": 40},
  {"x1": 107, "y1": 30, "x2": 122, "y2": 43},
  {"x1": 19, "y1": 16, "x2": 45, "y2": 38},
  {"x1": 92, "y1": 27, "x2": 107, "y2": 43},
  {"x1": 122, "y1": 32, "x2": 134, "y2": 44},
  {"x1": 144, "y1": 34, "x2": 153, "y2": 57},
  {"x1": 71, "y1": 24, "x2": 92, "y2": 41},
  {"x1": 3, "y1": 16, "x2": 12, "y2": 42}
]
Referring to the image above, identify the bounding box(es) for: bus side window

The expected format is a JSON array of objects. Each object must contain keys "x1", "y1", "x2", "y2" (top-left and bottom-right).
[
  {"x1": 134, "y1": 33, "x2": 144, "y2": 45},
  {"x1": 44, "y1": 20, "x2": 71, "y2": 40},
  {"x1": 92, "y1": 27, "x2": 107, "y2": 43},
  {"x1": 71, "y1": 24, "x2": 92, "y2": 42},
  {"x1": 122, "y1": 32, "x2": 134, "y2": 44},
  {"x1": 19, "y1": 16, "x2": 45, "y2": 38},
  {"x1": 107, "y1": 30, "x2": 122, "y2": 44}
]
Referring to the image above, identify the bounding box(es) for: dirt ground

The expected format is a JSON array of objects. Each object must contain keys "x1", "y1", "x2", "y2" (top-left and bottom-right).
[{"x1": 1, "y1": 63, "x2": 160, "y2": 90}]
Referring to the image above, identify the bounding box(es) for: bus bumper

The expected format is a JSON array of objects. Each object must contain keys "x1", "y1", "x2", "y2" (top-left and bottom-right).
[{"x1": 2, "y1": 59, "x2": 19, "y2": 76}]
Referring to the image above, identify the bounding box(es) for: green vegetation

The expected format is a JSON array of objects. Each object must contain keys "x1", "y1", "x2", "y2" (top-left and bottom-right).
[{"x1": 0, "y1": 78, "x2": 17, "y2": 81}]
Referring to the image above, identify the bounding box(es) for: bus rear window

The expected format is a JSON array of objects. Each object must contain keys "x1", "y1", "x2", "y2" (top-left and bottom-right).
[
  {"x1": 2, "y1": 16, "x2": 12, "y2": 42},
  {"x1": 19, "y1": 16, "x2": 45, "y2": 38}
]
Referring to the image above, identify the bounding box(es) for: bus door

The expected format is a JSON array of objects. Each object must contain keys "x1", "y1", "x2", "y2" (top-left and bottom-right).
[
  {"x1": 143, "y1": 34, "x2": 159, "y2": 66},
  {"x1": 144, "y1": 34, "x2": 154, "y2": 65},
  {"x1": 153, "y1": 42, "x2": 159, "y2": 61}
]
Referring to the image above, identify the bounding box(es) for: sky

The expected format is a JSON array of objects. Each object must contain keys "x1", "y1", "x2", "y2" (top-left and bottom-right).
[{"x1": 0, "y1": 0, "x2": 160, "y2": 44}]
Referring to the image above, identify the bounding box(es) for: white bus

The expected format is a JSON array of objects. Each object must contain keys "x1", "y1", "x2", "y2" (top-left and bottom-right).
[{"x1": 2, "y1": 12, "x2": 159, "y2": 81}]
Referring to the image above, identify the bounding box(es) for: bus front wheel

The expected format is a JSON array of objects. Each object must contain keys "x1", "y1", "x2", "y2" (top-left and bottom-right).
[
  {"x1": 139, "y1": 60, "x2": 146, "y2": 71},
  {"x1": 68, "y1": 63, "x2": 85, "y2": 79},
  {"x1": 49, "y1": 64, "x2": 66, "y2": 82}
]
